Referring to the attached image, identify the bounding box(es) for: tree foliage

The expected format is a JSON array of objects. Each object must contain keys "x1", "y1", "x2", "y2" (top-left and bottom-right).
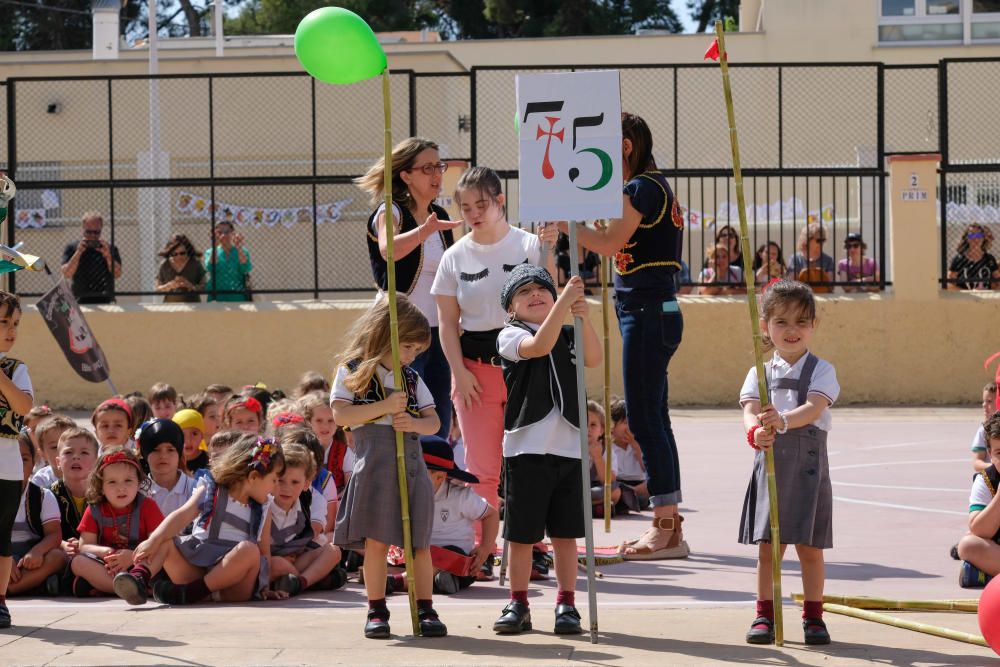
[{"x1": 687, "y1": 0, "x2": 740, "y2": 34}]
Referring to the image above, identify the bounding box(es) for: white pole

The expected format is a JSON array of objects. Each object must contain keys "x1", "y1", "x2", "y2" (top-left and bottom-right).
[
  {"x1": 140, "y1": 3, "x2": 168, "y2": 301},
  {"x1": 214, "y1": 0, "x2": 224, "y2": 58},
  {"x1": 569, "y1": 221, "x2": 598, "y2": 644}
]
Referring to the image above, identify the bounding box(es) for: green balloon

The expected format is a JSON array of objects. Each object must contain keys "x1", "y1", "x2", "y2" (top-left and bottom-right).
[{"x1": 294, "y1": 7, "x2": 387, "y2": 85}]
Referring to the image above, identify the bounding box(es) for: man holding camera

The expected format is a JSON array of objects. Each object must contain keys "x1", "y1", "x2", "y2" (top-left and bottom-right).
[{"x1": 60, "y1": 212, "x2": 122, "y2": 304}]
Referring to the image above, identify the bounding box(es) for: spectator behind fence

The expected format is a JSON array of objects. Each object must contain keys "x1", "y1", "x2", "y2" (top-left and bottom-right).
[
  {"x1": 156, "y1": 234, "x2": 206, "y2": 303},
  {"x1": 555, "y1": 232, "x2": 601, "y2": 289},
  {"x1": 752, "y1": 242, "x2": 787, "y2": 285},
  {"x1": 60, "y1": 212, "x2": 122, "y2": 304},
  {"x1": 948, "y1": 223, "x2": 999, "y2": 291},
  {"x1": 788, "y1": 222, "x2": 834, "y2": 293},
  {"x1": 715, "y1": 224, "x2": 744, "y2": 268},
  {"x1": 204, "y1": 221, "x2": 251, "y2": 302},
  {"x1": 837, "y1": 232, "x2": 880, "y2": 293},
  {"x1": 694, "y1": 243, "x2": 743, "y2": 295}
]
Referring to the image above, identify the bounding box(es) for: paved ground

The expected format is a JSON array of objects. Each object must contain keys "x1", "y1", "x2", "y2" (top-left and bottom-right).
[{"x1": 2, "y1": 407, "x2": 995, "y2": 665}]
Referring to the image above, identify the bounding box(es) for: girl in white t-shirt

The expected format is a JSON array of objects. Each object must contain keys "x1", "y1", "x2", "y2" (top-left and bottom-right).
[{"x1": 431, "y1": 166, "x2": 558, "y2": 539}]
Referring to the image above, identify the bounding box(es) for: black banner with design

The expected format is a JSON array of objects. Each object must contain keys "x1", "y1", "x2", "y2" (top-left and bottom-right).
[{"x1": 36, "y1": 279, "x2": 110, "y2": 383}]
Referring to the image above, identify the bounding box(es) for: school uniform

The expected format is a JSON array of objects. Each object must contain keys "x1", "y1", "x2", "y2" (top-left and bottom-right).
[
  {"x1": 331, "y1": 362, "x2": 435, "y2": 552},
  {"x1": 270, "y1": 489, "x2": 320, "y2": 557},
  {"x1": 10, "y1": 482, "x2": 60, "y2": 561},
  {"x1": 148, "y1": 472, "x2": 197, "y2": 518},
  {"x1": 738, "y1": 351, "x2": 840, "y2": 548}
]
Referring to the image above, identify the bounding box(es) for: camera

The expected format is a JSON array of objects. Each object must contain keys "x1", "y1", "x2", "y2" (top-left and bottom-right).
[{"x1": 85, "y1": 239, "x2": 100, "y2": 249}]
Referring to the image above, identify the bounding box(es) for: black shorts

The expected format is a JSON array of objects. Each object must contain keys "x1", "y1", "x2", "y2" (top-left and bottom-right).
[
  {"x1": 0, "y1": 478, "x2": 22, "y2": 557},
  {"x1": 503, "y1": 454, "x2": 585, "y2": 544}
]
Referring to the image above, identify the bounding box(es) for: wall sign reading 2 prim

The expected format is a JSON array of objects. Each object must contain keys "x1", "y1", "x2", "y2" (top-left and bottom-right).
[{"x1": 515, "y1": 70, "x2": 624, "y2": 222}]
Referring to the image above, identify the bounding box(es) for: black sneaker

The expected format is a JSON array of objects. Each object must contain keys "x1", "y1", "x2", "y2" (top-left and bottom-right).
[
  {"x1": 951, "y1": 543, "x2": 960, "y2": 560},
  {"x1": 803, "y1": 617, "x2": 831, "y2": 645},
  {"x1": 745, "y1": 616, "x2": 775, "y2": 644},
  {"x1": 418, "y1": 607, "x2": 448, "y2": 637},
  {"x1": 44, "y1": 573, "x2": 61, "y2": 597},
  {"x1": 314, "y1": 566, "x2": 347, "y2": 591},
  {"x1": 554, "y1": 603, "x2": 583, "y2": 635},
  {"x1": 478, "y1": 555, "x2": 496, "y2": 581},
  {"x1": 344, "y1": 550, "x2": 364, "y2": 573},
  {"x1": 364, "y1": 608, "x2": 390, "y2": 639},
  {"x1": 493, "y1": 601, "x2": 532, "y2": 634},
  {"x1": 272, "y1": 574, "x2": 302, "y2": 597},
  {"x1": 71, "y1": 576, "x2": 96, "y2": 598},
  {"x1": 0, "y1": 600, "x2": 10, "y2": 629},
  {"x1": 433, "y1": 571, "x2": 460, "y2": 595},
  {"x1": 113, "y1": 572, "x2": 148, "y2": 605}
]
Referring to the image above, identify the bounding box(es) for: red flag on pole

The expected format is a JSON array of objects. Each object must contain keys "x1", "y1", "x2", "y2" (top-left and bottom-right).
[{"x1": 704, "y1": 38, "x2": 721, "y2": 61}]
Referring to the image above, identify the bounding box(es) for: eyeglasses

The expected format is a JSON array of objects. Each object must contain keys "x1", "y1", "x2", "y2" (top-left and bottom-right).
[
  {"x1": 408, "y1": 162, "x2": 448, "y2": 175},
  {"x1": 216, "y1": 229, "x2": 233, "y2": 236},
  {"x1": 845, "y1": 242, "x2": 861, "y2": 248},
  {"x1": 968, "y1": 232, "x2": 985, "y2": 239},
  {"x1": 169, "y1": 251, "x2": 189, "y2": 258},
  {"x1": 811, "y1": 237, "x2": 826, "y2": 243},
  {"x1": 83, "y1": 229, "x2": 102, "y2": 237}
]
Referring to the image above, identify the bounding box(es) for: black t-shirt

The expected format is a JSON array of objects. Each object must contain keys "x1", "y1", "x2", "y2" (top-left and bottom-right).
[
  {"x1": 949, "y1": 252, "x2": 998, "y2": 289},
  {"x1": 62, "y1": 242, "x2": 122, "y2": 304}
]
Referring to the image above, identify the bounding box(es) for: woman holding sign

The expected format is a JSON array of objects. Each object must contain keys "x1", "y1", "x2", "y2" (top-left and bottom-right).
[
  {"x1": 563, "y1": 113, "x2": 688, "y2": 560},
  {"x1": 358, "y1": 138, "x2": 461, "y2": 438}
]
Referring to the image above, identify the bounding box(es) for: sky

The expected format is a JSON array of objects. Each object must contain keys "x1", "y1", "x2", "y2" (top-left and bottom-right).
[{"x1": 672, "y1": 0, "x2": 702, "y2": 34}]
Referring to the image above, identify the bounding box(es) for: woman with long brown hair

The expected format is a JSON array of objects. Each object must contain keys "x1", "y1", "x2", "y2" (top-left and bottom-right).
[{"x1": 155, "y1": 234, "x2": 205, "y2": 303}]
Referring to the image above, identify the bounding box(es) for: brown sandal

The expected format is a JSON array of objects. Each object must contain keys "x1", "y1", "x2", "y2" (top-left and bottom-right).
[{"x1": 619, "y1": 515, "x2": 690, "y2": 560}]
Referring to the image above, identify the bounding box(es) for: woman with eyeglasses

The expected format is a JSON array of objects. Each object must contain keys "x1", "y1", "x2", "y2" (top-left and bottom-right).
[
  {"x1": 836, "y1": 232, "x2": 880, "y2": 293},
  {"x1": 948, "y1": 223, "x2": 999, "y2": 291},
  {"x1": 787, "y1": 222, "x2": 834, "y2": 293},
  {"x1": 715, "y1": 224, "x2": 744, "y2": 268},
  {"x1": 356, "y1": 138, "x2": 462, "y2": 439},
  {"x1": 155, "y1": 234, "x2": 205, "y2": 303}
]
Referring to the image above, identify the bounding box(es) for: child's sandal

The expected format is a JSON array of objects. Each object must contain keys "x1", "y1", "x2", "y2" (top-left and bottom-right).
[
  {"x1": 745, "y1": 616, "x2": 775, "y2": 644},
  {"x1": 803, "y1": 617, "x2": 831, "y2": 645},
  {"x1": 364, "y1": 609, "x2": 391, "y2": 639}
]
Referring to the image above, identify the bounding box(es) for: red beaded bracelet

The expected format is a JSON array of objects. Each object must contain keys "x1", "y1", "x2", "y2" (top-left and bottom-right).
[{"x1": 747, "y1": 424, "x2": 762, "y2": 450}]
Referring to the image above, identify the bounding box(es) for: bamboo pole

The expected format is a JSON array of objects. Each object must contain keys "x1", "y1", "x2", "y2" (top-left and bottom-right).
[
  {"x1": 570, "y1": 221, "x2": 599, "y2": 644},
  {"x1": 713, "y1": 20, "x2": 784, "y2": 646},
  {"x1": 382, "y1": 70, "x2": 419, "y2": 637},
  {"x1": 792, "y1": 593, "x2": 978, "y2": 613},
  {"x1": 822, "y1": 603, "x2": 989, "y2": 648},
  {"x1": 602, "y1": 253, "x2": 613, "y2": 532}
]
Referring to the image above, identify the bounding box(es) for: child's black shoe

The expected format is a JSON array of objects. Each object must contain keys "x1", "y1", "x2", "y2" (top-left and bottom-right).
[
  {"x1": 71, "y1": 576, "x2": 97, "y2": 598},
  {"x1": 113, "y1": 572, "x2": 148, "y2": 605},
  {"x1": 364, "y1": 608, "x2": 390, "y2": 639},
  {"x1": 553, "y1": 603, "x2": 583, "y2": 634},
  {"x1": 803, "y1": 617, "x2": 831, "y2": 645},
  {"x1": 315, "y1": 566, "x2": 347, "y2": 591},
  {"x1": 272, "y1": 574, "x2": 302, "y2": 597},
  {"x1": 493, "y1": 601, "x2": 532, "y2": 634},
  {"x1": 745, "y1": 616, "x2": 775, "y2": 644},
  {"x1": 0, "y1": 600, "x2": 10, "y2": 629},
  {"x1": 417, "y1": 607, "x2": 447, "y2": 637}
]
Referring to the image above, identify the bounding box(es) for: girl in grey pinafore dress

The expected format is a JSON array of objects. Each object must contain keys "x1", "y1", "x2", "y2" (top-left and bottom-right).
[{"x1": 738, "y1": 353, "x2": 833, "y2": 548}]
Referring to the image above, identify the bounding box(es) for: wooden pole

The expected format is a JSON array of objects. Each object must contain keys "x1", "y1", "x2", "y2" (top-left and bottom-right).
[
  {"x1": 793, "y1": 593, "x2": 978, "y2": 613},
  {"x1": 602, "y1": 253, "x2": 613, "y2": 532},
  {"x1": 570, "y1": 221, "x2": 599, "y2": 644},
  {"x1": 713, "y1": 20, "x2": 784, "y2": 646},
  {"x1": 822, "y1": 603, "x2": 988, "y2": 648},
  {"x1": 382, "y1": 70, "x2": 419, "y2": 636}
]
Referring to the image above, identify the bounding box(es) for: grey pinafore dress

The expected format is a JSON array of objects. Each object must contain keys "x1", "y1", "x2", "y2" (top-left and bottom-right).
[
  {"x1": 174, "y1": 487, "x2": 270, "y2": 592},
  {"x1": 738, "y1": 353, "x2": 833, "y2": 549},
  {"x1": 270, "y1": 498, "x2": 317, "y2": 557},
  {"x1": 333, "y1": 424, "x2": 433, "y2": 552}
]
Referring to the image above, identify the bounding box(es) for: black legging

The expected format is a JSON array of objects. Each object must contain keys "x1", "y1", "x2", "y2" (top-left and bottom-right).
[{"x1": 0, "y1": 479, "x2": 22, "y2": 557}]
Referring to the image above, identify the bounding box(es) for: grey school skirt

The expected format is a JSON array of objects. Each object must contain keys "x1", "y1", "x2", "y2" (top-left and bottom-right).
[
  {"x1": 333, "y1": 424, "x2": 433, "y2": 552},
  {"x1": 174, "y1": 534, "x2": 270, "y2": 594},
  {"x1": 738, "y1": 425, "x2": 833, "y2": 549}
]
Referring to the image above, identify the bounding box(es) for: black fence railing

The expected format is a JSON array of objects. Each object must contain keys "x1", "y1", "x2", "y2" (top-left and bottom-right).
[{"x1": 21, "y1": 58, "x2": 1000, "y2": 298}]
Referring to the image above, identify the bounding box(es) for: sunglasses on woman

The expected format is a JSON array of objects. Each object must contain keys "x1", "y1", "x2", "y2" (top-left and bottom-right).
[
  {"x1": 845, "y1": 242, "x2": 861, "y2": 249},
  {"x1": 169, "y1": 251, "x2": 189, "y2": 257},
  {"x1": 409, "y1": 162, "x2": 448, "y2": 175},
  {"x1": 968, "y1": 232, "x2": 985, "y2": 239}
]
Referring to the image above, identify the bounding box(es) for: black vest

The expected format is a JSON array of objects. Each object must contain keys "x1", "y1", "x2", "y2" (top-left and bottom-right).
[
  {"x1": 0, "y1": 357, "x2": 25, "y2": 439},
  {"x1": 367, "y1": 202, "x2": 454, "y2": 295},
  {"x1": 614, "y1": 171, "x2": 684, "y2": 285},
  {"x1": 979, "y1": 465, "x2": 1000, "y2": 543},
  {"x1": 345, "y1": 359, "x2": 422, "y2": 421},
  {"x1": 500, "y1": 321, "x2": 579, "y2": 432}
]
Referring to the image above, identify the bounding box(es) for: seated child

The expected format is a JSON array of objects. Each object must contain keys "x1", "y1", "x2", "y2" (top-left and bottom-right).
[
  {"x1": 223, "y1": 394, "x2": 264, "y2": 435},
  {"x1": 139, "y1": 419, "x2": 196, "y2": 518},
  {"x1": 203, "y1": 384, "x2": 234, "y2": 406},
  {"x1": 268, "y1": 440, "x2": 344, "y2": 596},
  {"x1": 92, "y1": 398, "x2": 134, "y2": 453},
  {"x1": 23, "y1": 405, "x2": 52, "y2": 471},
  {"x1": 173, "y1": 409, "x2": 209, "y2": 474},
  {"x1": 30, "y1": 415, "x2": 75, "y2": 489},
  {"x1": 290, "y1": 428, "x2": 339, "y2": 535},
  {"x1": 120, "y1": 434, "x2": 284, "y2": 605},
  {"x1": 609, "y1": 399, "x2": 650, "y2": 509},
  {"x1": 972, "y1": 382, "x2": 998, "y2": 473},
  {"x1": 125, "y1": 395, "x2": 153, "y2": 437},
  {"x1": 299, "y1": 392, "x2": 352, "y2": 495},
  {"x1": 148, "y1": 382, "x2": 178, "y2": 420},
  {"x1": 7, "y1": 431, "x2": 65, "y2": 596},
  {"x1": 51, "y1": 429, "x2": 100, "y2": 556},
  {"x1": 294, "y1": 370, "x2": 330, "y2": 397},
  {"x1": 586, "y1": 400, "x2": 621, "y2": 516},
  {"x1": 958, "y1": 412, "x2": 1000, "y2": 587},
  {"x1": 207, "y1": 430, "x2": 242, "y2": 464},
  {"x1": 187, "y1": 393, "x2": 222, "y2": 443},
  {"x1": 70, "y1": 447, "x2": 165, "y2": 597}
]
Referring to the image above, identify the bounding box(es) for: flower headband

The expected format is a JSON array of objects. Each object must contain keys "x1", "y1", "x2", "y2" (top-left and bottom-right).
[
  {"x1": 233, "y1": 396, "x2": 262, "y2": 415},
  {"x1": 99, "y1": 450, "x2": 142, "y2": 473},
  {"x1": 249, "y1": 437, "x2": 278, "y2": 474},
  {"x1": 272, "y1": 412, "x2": 304, "y2": 428}
]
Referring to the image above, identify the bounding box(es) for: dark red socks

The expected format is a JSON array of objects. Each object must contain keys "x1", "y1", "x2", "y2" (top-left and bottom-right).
[
  {"x1": 756, "y1": 599, "x2": 775, "y2": 621},
  {"x1": 803, "y1": 600, "x2": 823, "y2": 619},
  {"x1": 511, "y1": 590, "x2": 529, "y2": 607},
  {"x1": 556, "y1": 590, "x2": 575, "y2": 606}
]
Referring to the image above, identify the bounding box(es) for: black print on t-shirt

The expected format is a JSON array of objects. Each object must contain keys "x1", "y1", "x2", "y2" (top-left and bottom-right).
[
  {"x1": 460, "y1": 268, "x2": 489, "y2": 282},
  {"x1": 502, "y1": 259, "x2": 529, "y2": 272}
]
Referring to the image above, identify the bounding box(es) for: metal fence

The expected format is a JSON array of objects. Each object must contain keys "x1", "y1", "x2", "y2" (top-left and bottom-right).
[{"x1": 3, "y1": 58, "x2": 990, "y2": 300}]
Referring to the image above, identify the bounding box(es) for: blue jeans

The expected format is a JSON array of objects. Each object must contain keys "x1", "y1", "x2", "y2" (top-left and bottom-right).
[
  {"x1": 616, "y1": 295, "x2": 684, "y2": 507},
  {"x1": 410, "y1": 326, "x2": 452, "y2": 439}
]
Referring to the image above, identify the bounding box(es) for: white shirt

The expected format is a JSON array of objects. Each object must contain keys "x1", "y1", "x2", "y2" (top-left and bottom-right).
[
  {"x1": 973, "y1": 425, "x2": 988, "y2": 452},
  {"x1": 11, "y1": 484, "x2": 60, "y2": 547},
  {"x1": 0, "y1": 361, "x2": 33, "y2": 481},
  {"x1": 376, "y1": 203, "x2": 445, "y2": 327},
  {"x1": 497, "y1": 324, "x2": 581, "y2": 460},
  {"x1": 612, "y1": 444, "x2": 645, "y2": 482},
  {"x1": 332, "y1": 364, "x2": 435, "y2": 426},
  {"x1": 30, "y1": 465, "x2": 59, "y2": 489},
  {"x1": 343, "y1": 447, "x2": 357, "y2": 476},
  {"x1": 191, "y1": 481, "x2": 270, "y2": 543},
  {"x1": 739, "y1": 351, "x2": 840, "y2": 432},
  {"x1": 431, "y1": 482, "x2": 489, "y2": 553},
  {"x1": 149, "y1": 472, "x2": 197, "y2": 518},
  {"x1": 970, "y1": 474, "x2": 994, "y2": 512},
  {"x1": 431, "y1": 225, "x2": 541, "y2": 332},
  {"x1": 309, "y1": 486, "x2": 328, "y2": 527}
]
